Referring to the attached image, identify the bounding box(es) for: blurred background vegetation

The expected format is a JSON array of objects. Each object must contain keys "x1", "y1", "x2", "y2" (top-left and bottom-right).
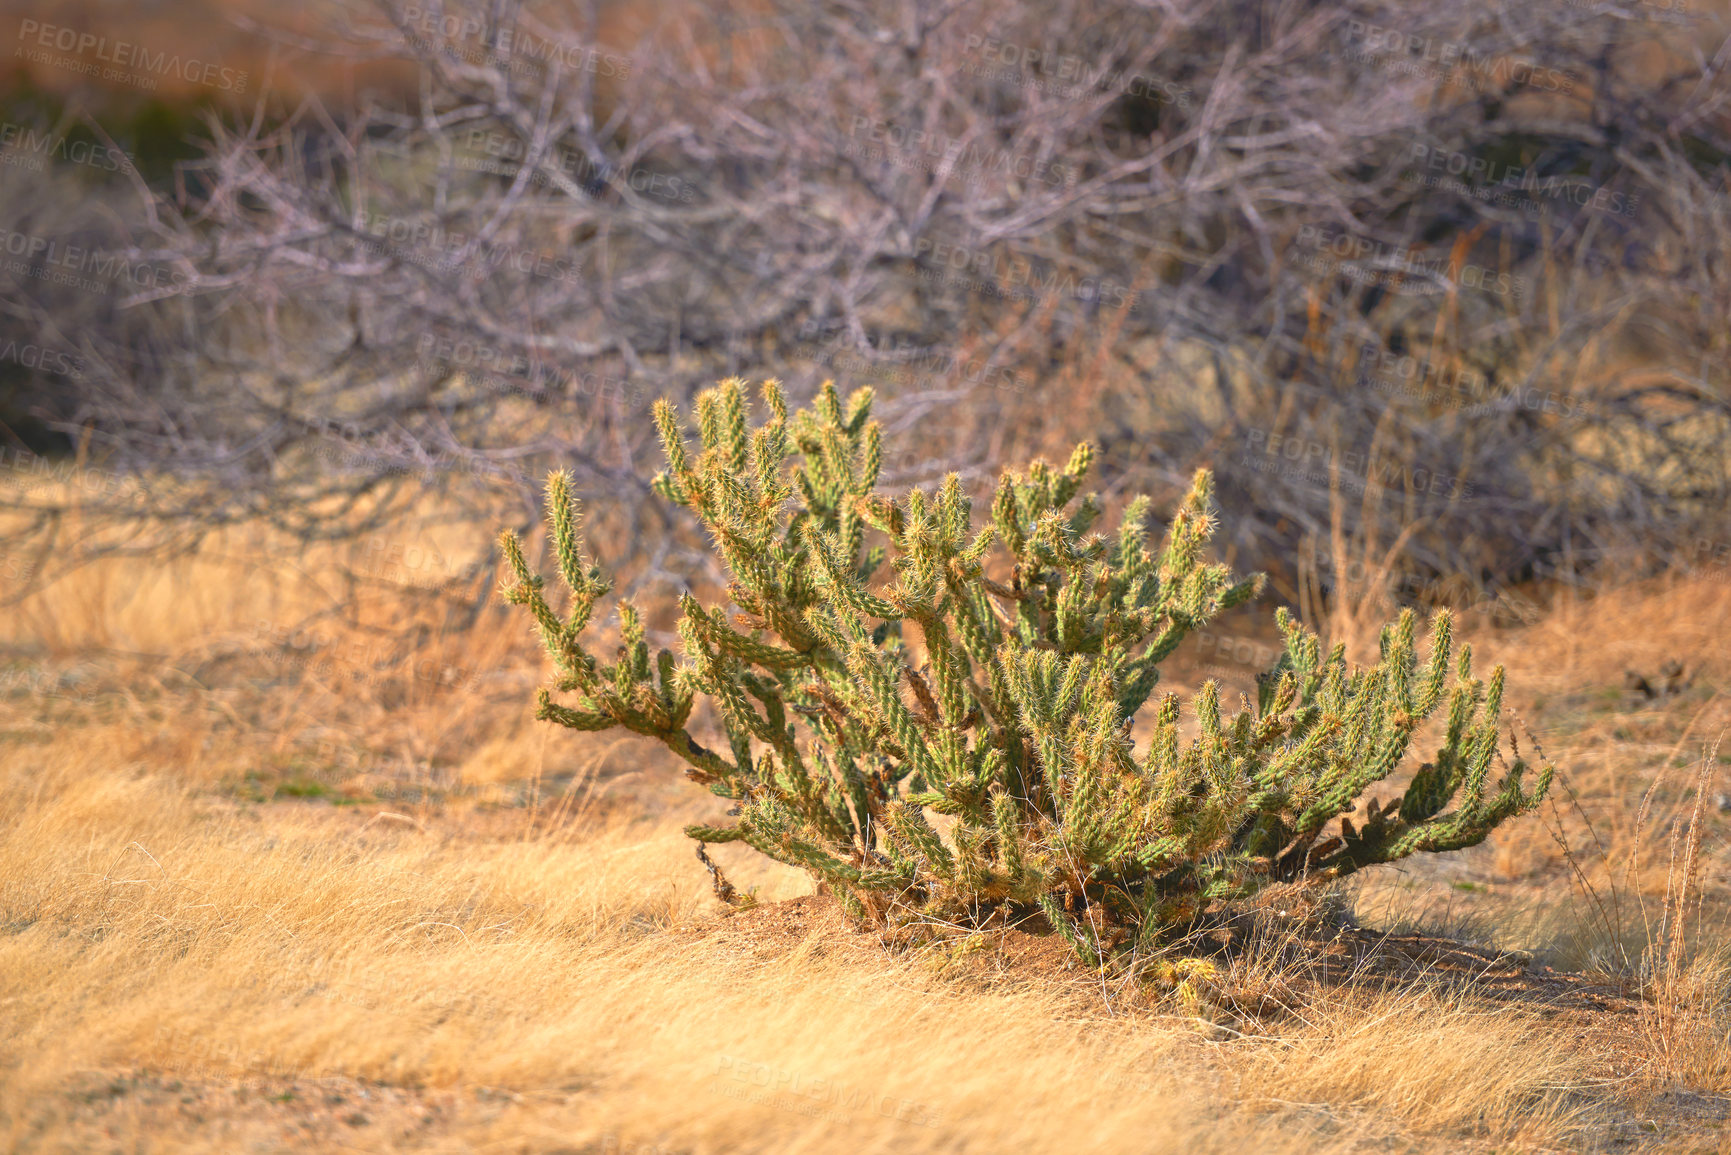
[{"x1": 0, "y1": 0, "x2": 1726, "y2": 628}]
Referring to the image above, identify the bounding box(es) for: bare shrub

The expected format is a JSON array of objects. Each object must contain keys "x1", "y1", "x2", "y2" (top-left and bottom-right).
[{"x1": 0, "y1": 0, "x2": 1725, "y2": 610}]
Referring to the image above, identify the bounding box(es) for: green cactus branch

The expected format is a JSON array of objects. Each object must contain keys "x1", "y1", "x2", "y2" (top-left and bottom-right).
[{"x1": 497, "y1": 377, "x2": 1555, "y2": 967}]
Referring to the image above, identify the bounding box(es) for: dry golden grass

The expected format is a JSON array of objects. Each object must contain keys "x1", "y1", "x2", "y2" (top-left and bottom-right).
[
  {"x1": 0, "y1": 707, "x2": 1605, "y2": 1154},
  {"x1": 2, "y1": 498, "x2": 1729, "y2": 1152},
  {"x1": 1234, "y1": 987, "x2": 1583, "y2": 1140}
]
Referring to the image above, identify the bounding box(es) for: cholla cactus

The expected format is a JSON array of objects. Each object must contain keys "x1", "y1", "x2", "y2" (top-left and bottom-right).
[{"x1": 498, "y1": 378, "x2": 1553, "y2": 965}]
